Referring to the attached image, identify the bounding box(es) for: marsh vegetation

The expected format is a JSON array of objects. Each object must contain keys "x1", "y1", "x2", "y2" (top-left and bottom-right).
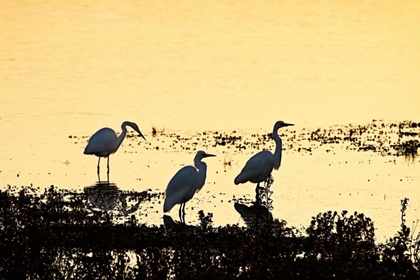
[{"x1": 1, "y1": 185, "x2": 420, "y2": 279}]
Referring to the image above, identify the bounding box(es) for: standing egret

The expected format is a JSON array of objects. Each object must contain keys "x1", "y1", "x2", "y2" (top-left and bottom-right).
[
  {"x1": 84, "y1": 121, "x2": 146, "y2": 179},
  {"x1": 234, "y1": 121, "x2": 294, "y2": 203},
  {"x1": 163, "y1": 150, "x2": 215, "y2": 223}
]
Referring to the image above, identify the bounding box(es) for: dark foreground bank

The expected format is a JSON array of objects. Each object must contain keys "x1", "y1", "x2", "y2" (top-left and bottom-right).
[{"x1": 1, "y1": 186, "x2": 419, "y2": 279}]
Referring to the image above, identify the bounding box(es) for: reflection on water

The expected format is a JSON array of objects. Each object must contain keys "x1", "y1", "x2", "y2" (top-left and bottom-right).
[
  {"x1": 0, "y1": 0, "x2": 419, "y2": 241},
  {"x1": 235, "y1": 175, "x2": 276, "y2": 227},
  {"x1": 84, "y1": 181, "x2": 119, "y2": 211},
  {"x1": 234, "y1": 199, "x2": 290, "y2": 237},
  {"x1": 96, "y1": 173, "x2": 110, "y2": 183},
  {"x1": 0, "y1": 119, "x2": 416, "y2": 241},
  {"x1": 254, "y1": 175, "x2": 275, "y2": 211},
  {"x1": 400, "y1": 140, "x2": 419, "y2": 163},
  {"x1": 163, "y1": 214, "x2": 176, "y2": 227},
  {"x1": 234, "y1": 201, "x2": 274, "y2": 228},
  {"x1": 84, "y1": 181, "x2": 142, "y2": 216}
]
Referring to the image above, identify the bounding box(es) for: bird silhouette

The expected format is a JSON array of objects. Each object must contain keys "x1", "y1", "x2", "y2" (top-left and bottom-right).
[
  {"x1": 84, "y1": 121, "x2": 146, "y2": 180},
  {"x1": 234, "y1": 120, "x2": 293, "y2": 205},
  {"x1": 164, "y1": 150, "x2": 215, "y2": 223}
]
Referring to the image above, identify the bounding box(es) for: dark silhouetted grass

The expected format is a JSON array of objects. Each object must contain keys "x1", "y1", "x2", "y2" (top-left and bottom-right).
[{"x1": 1, "y1": 186, "x2": 420, "y2": 279}]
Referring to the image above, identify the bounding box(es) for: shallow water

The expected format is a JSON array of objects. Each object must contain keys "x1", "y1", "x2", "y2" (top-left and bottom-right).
[
  {"x1": 1, "y1": 121, "x2": 419, "y2": 242},
  {"x1": 1, "y1": 0, "x2": 419, "y2": 242}
]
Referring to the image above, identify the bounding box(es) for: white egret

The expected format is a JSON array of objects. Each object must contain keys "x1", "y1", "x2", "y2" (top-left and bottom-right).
[
  {"x1": 234, "y1": 121, "x2": 294, "y2": 197},
  {"x1": 84, "y1": 121, "x2": 146, "y2": 178},
  {"x1": 163, "y1": 150, "x2": 215, "y2": 223}
]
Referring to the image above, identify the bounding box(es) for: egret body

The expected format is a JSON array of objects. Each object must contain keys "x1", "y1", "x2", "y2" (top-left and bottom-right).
[
  {"x1": 234, "y1": 121, "x2": 294, "y2": 187},
  {"x1": 163, "y1": 150, "x2": 215, "y2": 223},
  {"x1": 84, "y1": 121, "x2": 146, "y2": 178}
]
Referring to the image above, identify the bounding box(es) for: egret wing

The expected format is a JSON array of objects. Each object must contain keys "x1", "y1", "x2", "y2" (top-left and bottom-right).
[
  {"x1": 84, "y1": 128, "x2": 117, "y2": 156},
  {"x1": 235, "y1": 151, "x2": 274, "y2": 184},
  {"x1": 164, "y1": 166, "x2": 198, "y2": 212}
]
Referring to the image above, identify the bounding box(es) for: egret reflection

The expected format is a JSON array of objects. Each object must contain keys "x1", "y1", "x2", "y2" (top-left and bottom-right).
[
  {"x1": 84, "y1": 182, "x2": 142, "y2": 216},
  {"x1": 163, "y1": 214, "x2": 176, "y2": 228},
  {"x1": 400, "y1": 140, "x2": 419, "y2": 162},
  {"x1": 234, "y1": 201, "x2": 274, "y2": 227}
]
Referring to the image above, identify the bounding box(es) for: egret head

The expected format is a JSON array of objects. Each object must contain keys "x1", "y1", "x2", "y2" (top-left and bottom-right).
[
  {"x1": 125, "y1": 121, "x2": 147, "y2": 141},
  {"x1": 195, "y1": 150, "x2": 216, "y2": 161},
  {"x1": 274, "y1": 120, "x2": 294, "y2": 129}
]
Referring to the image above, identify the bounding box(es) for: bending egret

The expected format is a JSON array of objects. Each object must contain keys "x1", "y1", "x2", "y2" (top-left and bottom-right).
[
  {"x1": 234, "y1": 121, "x2": 294, "y2": 197},
  {"x1": 84, "y1": 121, "x2": 146, "y2": 178},
  {"x1": 163, "y1": 150, "x2": 215, "y2": 223}
]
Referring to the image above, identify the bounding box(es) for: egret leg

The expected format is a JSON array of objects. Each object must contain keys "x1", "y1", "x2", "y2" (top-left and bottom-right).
[
  {"x1": 262, "y1": 175, "x2": 274, "y2": 211},
  {"x1": 179, "y1": 203, "x2": 183, "y2": 223},
  {"x1": 97, "y1": 157, "x2": 101, "y2": 176},
  {"x1": 181, "y1": 203, "x2": 186, "y2": 223},
  {"x1": 255, "y1": 182, "x2": 260, "y2": 193},
  {"x1": 107, "y1": 157, "x2": 110, "y2": 175},
  {"x1": 255, "y1": 182, "x2": 264, "y2": 205}
]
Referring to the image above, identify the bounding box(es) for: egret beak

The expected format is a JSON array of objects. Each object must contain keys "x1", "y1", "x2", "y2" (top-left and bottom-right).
[
  {"x1": 285, "y1": 123, "x2": 294, "y2": 127},
  {"x1": 139, "y1": 134, "x2": 147, "y2": 141},
  {"x1": 204, "y1": 153, "x2": 216, "y2": 158}
]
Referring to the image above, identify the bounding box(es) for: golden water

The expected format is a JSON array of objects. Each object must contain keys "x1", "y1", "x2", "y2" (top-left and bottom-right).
[{"x1": 1, "y1": 0, "x2": 419, "y2": 241}]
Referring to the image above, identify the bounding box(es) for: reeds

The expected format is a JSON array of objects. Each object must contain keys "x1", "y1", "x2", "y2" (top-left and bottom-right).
[{"x1": 1, "y1": 186, "x2": 420, "y2": 279}]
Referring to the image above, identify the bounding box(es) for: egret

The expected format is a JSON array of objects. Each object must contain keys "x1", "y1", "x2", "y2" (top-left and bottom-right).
[
  {"x1": 163, "y1": 150, "x2": 215, "y2": 223},
  {"x1": 234, "y1": 121, "x2": 294, "y2": 203},
  {"x1": 84, "y1": 121, "x2": 146, "y2": 178}
]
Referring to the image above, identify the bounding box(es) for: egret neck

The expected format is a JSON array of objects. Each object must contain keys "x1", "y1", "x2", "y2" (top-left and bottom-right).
[
  {"x1": 114, "y1": 123, "x2": 128, "y2": 153},
  {"x1": 273, "y1": 122, "x2": 283, "y2": 170},
  {"x1": 194, "y1": 157, "x2": 208, "y2": 192}
]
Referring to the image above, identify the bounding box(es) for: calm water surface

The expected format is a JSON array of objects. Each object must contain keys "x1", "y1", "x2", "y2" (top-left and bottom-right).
[{"x1": 0, "y1": 0, "x2": 419, "y2": 241}]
